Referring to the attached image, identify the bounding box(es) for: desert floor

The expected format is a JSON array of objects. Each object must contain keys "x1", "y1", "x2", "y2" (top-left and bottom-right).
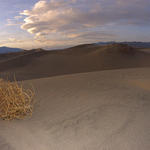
[{"x1": 0, "y1": 67, "x2": 150, "y2": 150}]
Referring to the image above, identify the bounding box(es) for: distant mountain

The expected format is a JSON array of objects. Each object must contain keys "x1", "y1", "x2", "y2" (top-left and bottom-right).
[
  {"x1": 0, "y1": 47, "x2": 23, "y2": 54},
  {"x1": 96, "y1": 42, "x2": 150, "y2": 48}
]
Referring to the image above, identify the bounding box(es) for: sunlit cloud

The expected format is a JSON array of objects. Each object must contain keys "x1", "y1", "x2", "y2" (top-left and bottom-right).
[
  {"x1": 21, "y1": 0, "x2": 150, "y2": 39},
  {"x1": 21, "y1": 0, "x2": 119, "y2": 42},
  {"x1": 1, "y1": 0, "x2": 150, "y2": 49}
]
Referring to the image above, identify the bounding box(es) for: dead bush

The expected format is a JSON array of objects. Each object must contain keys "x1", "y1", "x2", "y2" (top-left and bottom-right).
[{"x1": 0, "y1": 79, "x2": 34, "y2": 120}]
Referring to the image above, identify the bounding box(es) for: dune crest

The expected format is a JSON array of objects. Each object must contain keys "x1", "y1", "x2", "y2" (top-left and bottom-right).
[{"x1": 0, "y1": 43, "x2": 150, "y2": 81}]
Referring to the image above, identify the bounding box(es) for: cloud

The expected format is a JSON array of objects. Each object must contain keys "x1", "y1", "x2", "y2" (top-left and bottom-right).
[
  {"x1": 0, "y1": 37, "x2": 23, "y2": 44},
  {"x1": 20, "y1": 0, "x2": 150, "y2": 43},
  {"x1": 7, "y1": 15, "x2": 23, "y2": 26}
]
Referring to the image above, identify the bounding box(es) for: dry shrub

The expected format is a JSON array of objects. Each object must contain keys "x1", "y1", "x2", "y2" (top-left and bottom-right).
[{"x1": 0, "y1": 79, "x2": 34, "y2": 120}]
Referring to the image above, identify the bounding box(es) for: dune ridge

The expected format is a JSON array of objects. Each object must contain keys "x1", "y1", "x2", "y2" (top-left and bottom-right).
[{"x1": 0, "y1": 43, "x2": 150, "y2": 81}]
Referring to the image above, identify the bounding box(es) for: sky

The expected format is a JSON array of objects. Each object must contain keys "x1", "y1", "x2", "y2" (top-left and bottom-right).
[{"x1": 0, "y1": 0, "x2": 150, "y2": 50}]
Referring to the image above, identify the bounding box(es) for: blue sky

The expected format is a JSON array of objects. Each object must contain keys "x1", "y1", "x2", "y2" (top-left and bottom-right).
[
  {"x1": 0, "y1": 0, "x2": 38, "y2": 24},
  {"x1": 0, "y1": 0, "x2": 150, "y2": 49}
]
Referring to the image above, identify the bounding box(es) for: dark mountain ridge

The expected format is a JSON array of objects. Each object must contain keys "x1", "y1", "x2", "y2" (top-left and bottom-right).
[
  {"x1": 96, "y1": 42, "x2": 150, "y2": 48},
  {"x1": 0, "y1": 46, "x2": 23, "y2": 54}
]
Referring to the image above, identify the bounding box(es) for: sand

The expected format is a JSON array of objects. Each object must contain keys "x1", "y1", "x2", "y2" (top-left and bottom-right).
[
  {"x1": 0, "y1": 44, "x2": 150, "y2": 81},
  {"x1": 0, "y1": 67, "x2": 150, "y2": 150}
]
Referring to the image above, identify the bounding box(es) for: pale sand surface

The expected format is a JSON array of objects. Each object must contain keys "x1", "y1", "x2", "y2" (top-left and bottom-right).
[{"x1": 0, "y1": 67, "x2": 150, "y2": 150}]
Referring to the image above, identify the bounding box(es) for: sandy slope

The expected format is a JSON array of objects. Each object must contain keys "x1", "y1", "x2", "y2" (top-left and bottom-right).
[
  {"x1": 0, "y1": 67, "x2": 150, "y2": 150},
  {"x1": 0, "y1": 44, "x2": 150, "y2": 81}
]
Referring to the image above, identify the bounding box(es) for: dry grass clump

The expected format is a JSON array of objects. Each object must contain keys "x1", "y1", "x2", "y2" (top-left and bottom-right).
[{"x1": 0, "y1": 79, "x2": 34, "y2": 120}]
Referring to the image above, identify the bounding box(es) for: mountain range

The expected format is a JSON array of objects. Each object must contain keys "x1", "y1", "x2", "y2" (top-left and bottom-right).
[
  {"x1": 96, "y1": 42, "x2": 150, "y2": 48},
  {"x1": 0, "y1": 46, "x2": 23, "y2": 54}
]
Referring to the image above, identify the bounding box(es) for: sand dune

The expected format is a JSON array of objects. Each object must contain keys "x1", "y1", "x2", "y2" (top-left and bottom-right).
[
  {"x1": 0, "y1": 44, "x2": 150, "y2": 149},
  {"x1": 0, "y1": 68, "x2": 150, "y2": 150},
  {"x1": 0, "y1": 44, "x2": 150, "y2": 81}
]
